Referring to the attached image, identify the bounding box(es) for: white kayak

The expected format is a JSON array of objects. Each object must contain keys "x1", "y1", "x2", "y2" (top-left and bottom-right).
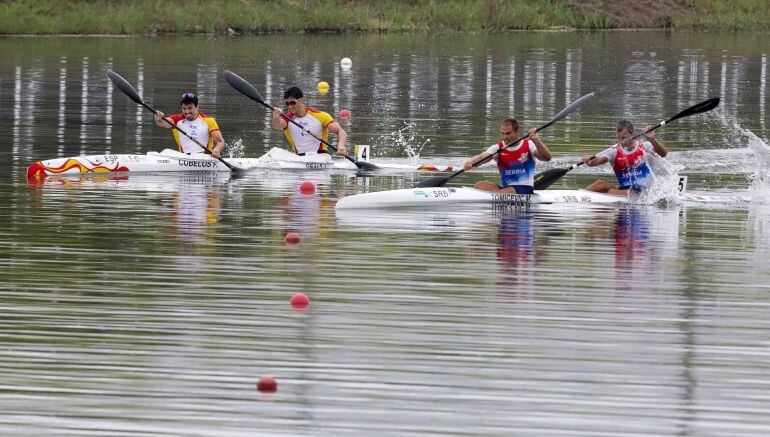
[
  {"x1": 27, "y1": 147, "x2": 454, "y2": 181},
  {"x1": 335, "y1": 186, "x2": 629, "y2": 209}
]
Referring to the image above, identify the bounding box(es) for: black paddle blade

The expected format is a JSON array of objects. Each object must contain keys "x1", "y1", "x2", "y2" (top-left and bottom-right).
[
  {"x1": 355, "y1": 160, "x2": 380, "y2": 172},
  {"x1": 667, "y1": 97, "x2": 720, "y2": 123},
  {"x1": 224, "y1": 70, "x2": 266, "y2": 106},
  {"x1": 533, "y1": 167, "x2": 570, "y2": 190},
  {"x1": 107, "y1": 70, "x2": 143, "y2": 105}
]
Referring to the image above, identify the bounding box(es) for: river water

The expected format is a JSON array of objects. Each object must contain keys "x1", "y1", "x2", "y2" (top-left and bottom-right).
[{"x1": 1, "y1": 32, "x2": 769, "y2": 435}]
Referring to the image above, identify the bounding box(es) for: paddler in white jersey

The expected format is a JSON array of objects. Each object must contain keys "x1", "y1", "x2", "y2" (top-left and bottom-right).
[
  {"x1": 270, "y1": 86, "x2": 348, "y2": 156},
  {"x1": 154, "y1": 92, "x2": 226, "y2": 158}
]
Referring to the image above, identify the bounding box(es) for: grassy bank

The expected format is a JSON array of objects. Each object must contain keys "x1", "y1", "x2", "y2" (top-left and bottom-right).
[{"x1": 0, "y1": 0, "x2": 768, "y2": 35}]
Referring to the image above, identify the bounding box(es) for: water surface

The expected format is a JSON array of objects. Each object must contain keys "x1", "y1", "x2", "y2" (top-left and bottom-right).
[{"x1": 1, "y1": 32, "x2": 769, "y2": 435}]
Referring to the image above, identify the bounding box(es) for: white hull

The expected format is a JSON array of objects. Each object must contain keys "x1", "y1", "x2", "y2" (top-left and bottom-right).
[
  {"x1": 335, "y1": 186, "x2": 629, "y2": 209},
  {"x1": 27, "y1": 147, "x2": 453, "y2": 181}
]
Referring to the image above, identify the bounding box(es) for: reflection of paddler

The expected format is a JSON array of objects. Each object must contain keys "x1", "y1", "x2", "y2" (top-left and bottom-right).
[
  {"x1": 614, "y1": 207, "x2": 650, "y2": 265},
  {"x1": 281, "y1": 189, "x2": 332, "y2": 239},
  {"x1": 496, "y1": 210, "x2": 535, "y2": 288},
  {"x1": 170, "y1": 178, "x2": 223, "y2": 242}
]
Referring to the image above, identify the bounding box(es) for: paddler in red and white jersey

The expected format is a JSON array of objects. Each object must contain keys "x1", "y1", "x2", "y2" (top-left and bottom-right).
[
  {"x1": 581, "y1": 119, "x2": 668, "y2": 196},
  {"x1": 154, "y1": 92, "x2": 227, "y2": 158},
  {"x1": 271, "y1": 86, "x2": 348, "y2": 156},
  {"x1": 463, "y1": 118, "x2": 552, "y2": 194}
]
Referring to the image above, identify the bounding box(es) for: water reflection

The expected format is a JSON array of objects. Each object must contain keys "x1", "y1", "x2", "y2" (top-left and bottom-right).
[
  {"x1": 168, "y1": 173, "x2": 226, "y2": 245},
  {"x1": 495, "y1": 208, "x2": 534, "y2": 290},
  {"x1": 613, "y1": 206, "x2": 681, "y2": 293}
]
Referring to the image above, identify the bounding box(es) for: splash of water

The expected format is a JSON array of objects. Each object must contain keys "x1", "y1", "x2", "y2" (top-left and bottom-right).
[
  {"x1": 629, "y1": 151, "x2": 682, "y2": 206},
  {"x1": 714, "y1": 108, "x2": 770, "y2": 204},
  {"x1": 373, "y1": 123, "x2": 431, "y2": 163},
  {"x1": 226, "y1": 138, "x2": 246, "y2": 158}
]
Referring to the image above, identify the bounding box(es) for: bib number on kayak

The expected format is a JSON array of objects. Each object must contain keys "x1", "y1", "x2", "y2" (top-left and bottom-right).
[{"x1": 354, "y1": 144, "x2": 370, "y2": 162}]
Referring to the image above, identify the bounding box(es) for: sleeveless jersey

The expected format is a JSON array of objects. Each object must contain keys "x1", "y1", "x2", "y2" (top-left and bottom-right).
[
  {"x1": 484, "y1": 139, "x2": 538, "y2": 187},
  {"x1": 167, "y1": 113, "x2": 220, "y2": 154},
  {"x1": 282, "y1": 107, "x2": 334, "y2": 155},
  {"x1": 605, "y1": 141, "x2": 653, "y2": 190}
]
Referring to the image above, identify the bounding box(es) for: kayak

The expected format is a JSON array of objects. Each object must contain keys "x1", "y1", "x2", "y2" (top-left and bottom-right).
[
  {"x1": 335, "y1": 186, "x2": 629, "y2": 209},
  {"x1": 334, "y1": 177, "x2": 751, "y2": 210},
  {"x1": 27, "y1": 147, "x2": 454, "y2": 181}
]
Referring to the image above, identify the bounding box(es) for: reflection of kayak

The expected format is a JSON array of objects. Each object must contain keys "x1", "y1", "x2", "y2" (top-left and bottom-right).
[
  {"x1": 27, "y1": 147, "x2": 454, "y2": 181},
  {"x1": 335, "y1": 187, "x2": 628, "y2": 209}
]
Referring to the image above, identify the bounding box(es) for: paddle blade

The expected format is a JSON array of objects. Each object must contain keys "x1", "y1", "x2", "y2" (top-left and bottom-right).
[
  {"x1": 415, "y1": 174, "x2": 453, "y2": 188},
  {"x1": 224, "y1": 70, "x2": 266, "y2": 106},
  {"x1": 533, "y1": 167, "x2": 570, "y2": 190},
  {"x1": 667, "y1": 97, "x2": 720, "y2": 123},
  {"x1": 551, "y1": 92, "x2": 595, "y2": 124},
  {"x1": 107, "y1": 70, "x2": 143, "y2": 105},
  {"x1": 355, "y1": 160, "x2": 380, "y2": 172}
]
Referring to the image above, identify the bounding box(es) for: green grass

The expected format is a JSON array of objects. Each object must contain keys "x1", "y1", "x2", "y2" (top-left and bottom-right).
[
  {"x1": 677, "y1": 0, "x2": 770, "y2": 31},
  {"x1": 0, "y1": 0, "x2": 766, "y2": 35}
]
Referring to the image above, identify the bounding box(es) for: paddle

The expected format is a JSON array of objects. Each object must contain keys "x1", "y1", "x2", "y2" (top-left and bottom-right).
[
  {"x1": 107, "y1": 70, "x2": 244, "y2": 174},
  {"x1": 415, "y1": 92, "x2": 595, "y2": 188},
  {"x1": 532, "y1": 97, "x2": 721, "y2": 190},
  {"x1": 223, "y1": 70, "x2": 379, "y2": 172}
]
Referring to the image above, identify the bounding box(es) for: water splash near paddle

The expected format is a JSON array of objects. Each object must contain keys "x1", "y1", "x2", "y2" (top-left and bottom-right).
[
  {"x1": 714, "y1": 107, "x2": 770, "y2": 204},
  {"x1": 226, "y1": 138, "x2": 246, "y2": 158}
]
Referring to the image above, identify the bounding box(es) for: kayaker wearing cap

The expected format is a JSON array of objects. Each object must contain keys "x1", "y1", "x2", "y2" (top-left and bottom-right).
[
  {"x1": 154, "y1": 92, "x2": 226, "y2": 158},
  {"x1": 581, "y1": 119, "x2": 667, "y2": 195},
  {"x1": 270, "y1": 86, "x2": 347, "y2": 156}
]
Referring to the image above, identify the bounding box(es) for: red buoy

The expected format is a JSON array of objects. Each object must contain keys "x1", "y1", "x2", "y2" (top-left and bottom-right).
[
  {"x1": 290, "y1": 293, "x2": 310, "y2": 311},
  {"x1": 299, "y1": 180, "x2": 316, "y2": 194},
  {"x1": 257, "y1": 376, "x2": 277, "y2": 393},
  {"x1": 284, "y1": 232, "x2": 301, "y2": 245}
]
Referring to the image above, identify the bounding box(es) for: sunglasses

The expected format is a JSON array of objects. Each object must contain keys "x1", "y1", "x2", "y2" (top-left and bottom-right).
[
  {"x1": 284, "y1": 100, "x2": 298, "y2": 106},
  {"x1": 181, "y1": 92, "x2": 196, "y2": 98}
]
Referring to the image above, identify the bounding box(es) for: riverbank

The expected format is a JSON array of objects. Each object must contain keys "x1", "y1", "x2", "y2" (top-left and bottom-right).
[{"x1": 1, "y1": 0, "x2": 768, "y2": 35}]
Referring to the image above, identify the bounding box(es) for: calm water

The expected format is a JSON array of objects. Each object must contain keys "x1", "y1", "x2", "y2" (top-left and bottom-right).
[{"x1": 1, "y1": 32, "x2": 770, "y2": 435}]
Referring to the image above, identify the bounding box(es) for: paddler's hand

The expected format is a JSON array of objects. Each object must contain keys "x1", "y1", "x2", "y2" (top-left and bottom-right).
[
  {"x1": 272, "y1": 107, "x2": 283, "y2": 118},
  {"x1": 529, "y1": 127, "x2": 539, "y2": 140},
  {"x1": 581, "y1": 154, "x2": 592, "y2": 165},
  {"x1": 211, "y1": 147, "x2": 222, "y2": 158},
  {"x1": 464, "y1": 159, "x2": 476, "y2": 170},
  {"x1": 336, "y1": 144, "x2": 347, "y2": 156},
  {"x1": 643, "y1": 124, "x2": 655, "y2": 140},
  {"x1": 154, "y1": 110, "x2": 164, "y2": 123}
]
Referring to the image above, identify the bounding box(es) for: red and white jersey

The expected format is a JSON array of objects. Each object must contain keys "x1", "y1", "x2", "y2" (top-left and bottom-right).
[
  {"x1": 484, "y1": 139, "x2": 538, "y2": 187},
  {"x1": 603, "y1": 141, "x2": 654, "y2": 190}
]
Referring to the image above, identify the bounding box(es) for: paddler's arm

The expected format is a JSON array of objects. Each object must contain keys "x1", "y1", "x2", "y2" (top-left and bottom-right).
[
  {"x1": 327, "y1": 121, "x2": 347, "y2": 156},
  {"x1": 211, "y1": 130, "x2": 225, "y2": 158},
  {"x1": 529, "y1": 128, "x2": 552, "y2": 161},
  {"x1": 582, "y1": 154, "x2": 609, "y2": 167},
  {"x1": 154, "y1": 111, "x2": 172, "y2": 129},
  {"x1": 271, "y1": 107, "x2": 287, "y2": 130},
  {"x1": 464, "y1": 152, "x2": 494, "y2": 170},
  {"x1": 643, "y1": 123, "x2": 667, "y2": 157}
]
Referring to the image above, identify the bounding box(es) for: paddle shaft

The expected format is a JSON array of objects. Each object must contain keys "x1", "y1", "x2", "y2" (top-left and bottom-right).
[
  {"x1": 532, "y1": 97, "x2": 720, "y2": 190},
  {"x1": 107, "y1": 70, "x2": 241, "y2": 172},
  {"x1": 259, "y1": 99, "x2": 359, "y2": 165},
  {"x1": 414, "y1": 92, "x2": 595, "y2": 188},
  {"x1": 223, "y1": 69, "x2": 378, "y2": 171},
  {"x1": 145, "y1": 103, "x2": 240, "y2": 172}
]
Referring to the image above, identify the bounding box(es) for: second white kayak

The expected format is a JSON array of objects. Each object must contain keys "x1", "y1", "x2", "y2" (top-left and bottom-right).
[{"x1": 335, "y1": 186, "x2": 628, "y2": 209}]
